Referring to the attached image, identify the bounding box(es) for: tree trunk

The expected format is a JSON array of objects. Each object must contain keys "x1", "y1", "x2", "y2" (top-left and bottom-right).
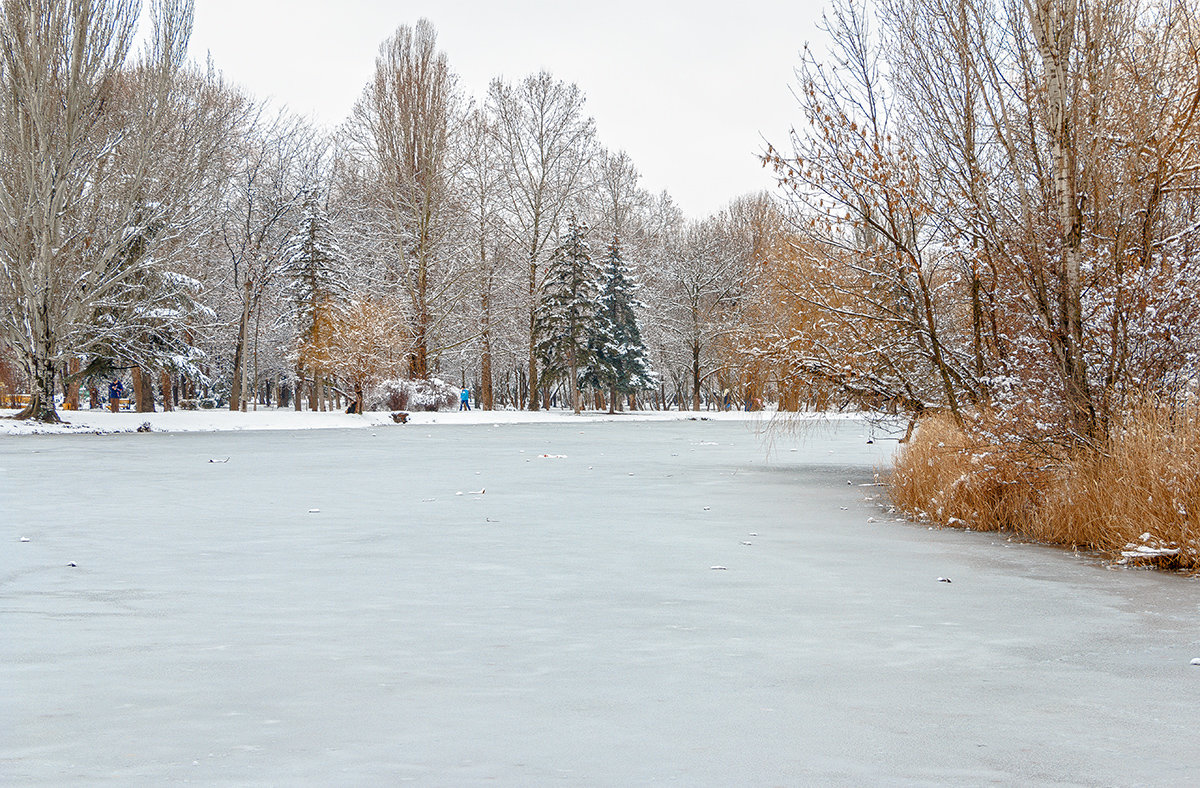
[
  {"x1": 528, "y1": 252, "x2": 540, "y2": 411},
  {"x1": 133, "y1": 367, "x2": 155, "y2": 412},
  {"x1": 567, "y1": 344, "x2": 580, "y2": 414},
  {"x1": 914, "y1": 262, "x2": 962, "y2": 425},
  {"x1": 161, "y1": 371, "x2": 173, "y2": 411},
  {"x1": 252, "y1": 298, "x2": 262, "y2": 411},
  {"x1": 230, "y1": 280, "x2": 252, "y2": 411},
  {"x1": 16, "y1": 351, "x2": 61, "y2": 422},
  {"x1": 66, "y1": 358, "x2": 80, "y2": 410},
  {"x1": 1029, "y1": 0, "x2": 1096, "y2": 441},
  {"x1": 132, "y1": 367, "x2": 143, "y2": 411},
  {"x1": 481, "y1": 290, "x2": 494, "y2": 410},
  {"x1": 410, "y1": 246, "x2": 430, "y2": 379}
]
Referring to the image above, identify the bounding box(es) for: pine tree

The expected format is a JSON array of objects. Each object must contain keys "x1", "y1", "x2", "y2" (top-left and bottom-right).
[
  {"x1": 584, "y1": 236, "x2": 656, "y2": 411},
  {"x1": 535, "y1": 215, "x2": 601, "y2": 413},
  {"x1": 282, "y1": 190, "x2": 349, "y2": 409}
]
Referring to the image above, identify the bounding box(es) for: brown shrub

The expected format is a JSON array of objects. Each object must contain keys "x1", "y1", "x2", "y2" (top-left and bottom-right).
[{"x1": 889, "y1": 404, "x2": 1200, "y2": 572}]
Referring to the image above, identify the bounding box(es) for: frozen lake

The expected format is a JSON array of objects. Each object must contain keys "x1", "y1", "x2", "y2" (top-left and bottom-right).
[{"x1": 2, "y1": 419, "x2": 1198, "y2": 785}]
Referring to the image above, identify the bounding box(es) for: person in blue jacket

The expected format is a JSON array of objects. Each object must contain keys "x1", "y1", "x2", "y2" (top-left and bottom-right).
[
  {"x1": 459, "y1": 387, "x2": 471, "y2": 411},
  {"x1": 107, "y1": 379, "x2": 125, "y2": 412}
]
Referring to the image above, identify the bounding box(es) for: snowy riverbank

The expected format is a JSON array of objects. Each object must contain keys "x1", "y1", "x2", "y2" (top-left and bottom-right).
[{"x1": 0, "y1": 406, "x2": 847, "y2": 436}]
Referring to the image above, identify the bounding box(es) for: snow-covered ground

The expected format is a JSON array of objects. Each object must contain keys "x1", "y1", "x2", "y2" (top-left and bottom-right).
[
  {"x1": 3, "y1": 420, "x2": 1198, "y2": 784},
  {"x1": 0, "y1": 405, "x2": 796, "y2": 435}
]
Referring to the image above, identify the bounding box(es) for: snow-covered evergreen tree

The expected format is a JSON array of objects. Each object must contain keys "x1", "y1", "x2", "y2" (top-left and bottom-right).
[
  {"x1": 283, "y1": 190, "x2": 348, "y2": 330},
  {"x1": 583, "y1": 236, "x2": 655, "y2": 411},
  {"x1": 535, "y1": 215, "x2": 600, "y2": 413},
  {"x1": 282, "y1": 190, "x2": 349, "y2": 407}
]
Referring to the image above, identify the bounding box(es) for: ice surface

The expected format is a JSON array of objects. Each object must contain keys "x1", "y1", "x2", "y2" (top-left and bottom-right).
[{"x1": 2, "y1": 419, "x2": 1199, "y2": 785}]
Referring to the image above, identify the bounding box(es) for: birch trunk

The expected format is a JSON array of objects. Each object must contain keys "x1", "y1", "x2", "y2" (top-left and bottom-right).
[{"x1": 1028, "y1": 0, "x2": 1097, "y2": 440}]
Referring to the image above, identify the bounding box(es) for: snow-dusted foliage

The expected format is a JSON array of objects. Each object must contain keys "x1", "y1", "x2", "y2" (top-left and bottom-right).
[
  {"x1": 342, "y1": 19, "x2": 461, "y2": 381},
  {"x1": 370, "y1": 376, "x2": 460, "y2": 412},
  {"x1": 748, "y1": 0, "x2": 1200, "y2": 560},
  {"x1": 582, "y1": 237, "x2": 655, "y2": 407},
  {"x1": 282, "y1": 190, "x2": 349, "y2": 336},
  {"x1": 535, "y1": 216, "x2": 601, "y2": 413},
  {"x1": 214, "y1": 113, "x2": 322, "y2": 411},
  {"x1": 645, "y1": 210, "x2": 750, "y2": 410}
]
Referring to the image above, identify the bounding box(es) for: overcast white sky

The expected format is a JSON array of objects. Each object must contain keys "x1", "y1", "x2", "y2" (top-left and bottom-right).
[{"x1": 184, "y1": 1, "x2": 824, "y2": 218}]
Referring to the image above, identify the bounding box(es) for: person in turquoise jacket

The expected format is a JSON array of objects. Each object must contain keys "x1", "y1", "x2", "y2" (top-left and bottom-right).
[{"x1": 459, "y1": 387, "x2": 471, "y2": 411}]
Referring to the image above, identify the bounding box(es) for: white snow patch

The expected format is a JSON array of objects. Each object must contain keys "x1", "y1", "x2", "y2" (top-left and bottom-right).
[{"x1": 0, "y1": 406, "x2": 785, "y2": 436}]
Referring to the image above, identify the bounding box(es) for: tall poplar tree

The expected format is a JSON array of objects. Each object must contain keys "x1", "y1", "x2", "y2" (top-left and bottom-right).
[{"x1": 348, "y1": 18, "x2": 459, "y2": 380}]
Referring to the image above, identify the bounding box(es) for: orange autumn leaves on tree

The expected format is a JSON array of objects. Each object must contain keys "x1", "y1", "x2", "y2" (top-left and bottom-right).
[
  {"x1": 730, "y1": 196, "x2": 889, "y2": 413},
  {"x1": 298, "y1": 296, "x2": 412, "y2": 412}
]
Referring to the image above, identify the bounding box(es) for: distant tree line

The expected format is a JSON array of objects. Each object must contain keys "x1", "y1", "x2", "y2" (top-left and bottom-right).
[{"x1": 0, "y1": 6, "x2": 783, "y2": 421}]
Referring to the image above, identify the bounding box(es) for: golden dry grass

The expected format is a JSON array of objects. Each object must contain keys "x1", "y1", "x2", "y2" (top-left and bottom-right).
[{"x1": 890, "y1": 404, "x2": 1200, "y2": 572}]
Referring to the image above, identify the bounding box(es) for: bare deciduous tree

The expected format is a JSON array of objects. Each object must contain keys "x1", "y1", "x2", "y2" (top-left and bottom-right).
[
  {"x1": 218, "y1": 110, "x2": 321, "y2": 411},
  {"x1": 0, "y1": 0, "x2": 239, "y2": 422},
  {"x1": 488, "y1": 71, "x2": 596, "y2": 409},
  {"x1": 763, "y1": 0, "x2": 1200, "y2": 444},
  {"x1": 650, "y1": 213, "x2": 749, "y2": 410}
]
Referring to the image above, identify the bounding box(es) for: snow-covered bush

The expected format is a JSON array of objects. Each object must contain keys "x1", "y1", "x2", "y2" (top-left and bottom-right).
[{"x1": 369, "y1": 377, "x2": 459, "y2": 412}]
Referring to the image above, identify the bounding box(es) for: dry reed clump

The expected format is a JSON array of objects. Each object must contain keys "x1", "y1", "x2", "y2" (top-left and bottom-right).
[
  {"x1": 889, "y1": 404, "x2": 1200, "y2": 572},
  {"x1": 889, "y1": 413, "x2": 1048, "y2": 535},
  {"x1": 1039, "y1": 402, "x2": 1200, "y2": 571}
]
